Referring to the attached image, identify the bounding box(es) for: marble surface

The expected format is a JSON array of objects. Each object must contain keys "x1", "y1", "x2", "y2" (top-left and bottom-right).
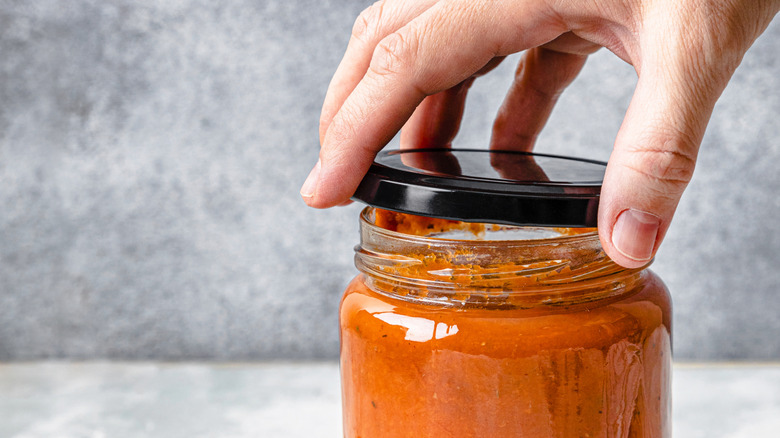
[
  {"x1": 1, "y1": 362, "x2": 778, "y2": 438},
  {"x1": 0, "y1": 1, "x2": 779, "y2": 361}
]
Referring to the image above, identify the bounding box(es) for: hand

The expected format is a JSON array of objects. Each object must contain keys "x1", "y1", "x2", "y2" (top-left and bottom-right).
[{"x1": 301, "y1": 0, "x2": 779, "y2": 268}]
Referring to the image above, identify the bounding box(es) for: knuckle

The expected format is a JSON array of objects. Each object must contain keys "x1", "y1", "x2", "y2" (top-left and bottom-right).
[
  {"x1": 662, "y1": 1, "x2": 763, "y2": 85},
  {"x1": 524, "y1": 75, "x2": 563, "y2": 101},
  {"x1": 624, "y1": 133, "x2": 698, "y2": 191},
  {"x1": 369, "y1": 30, "x2": 416, "y2": 78},
  {"x1": 352, "y1": 1, "x2": 386, "y2": 43},
  {"x1": 328, "y1": 108, "x2": 363, "y2": 148}
]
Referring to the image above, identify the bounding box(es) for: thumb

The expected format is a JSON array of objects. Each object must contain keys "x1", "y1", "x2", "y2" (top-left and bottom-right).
[{"x1": 599, "y1": 49, "x2": 733, "y2": 268}]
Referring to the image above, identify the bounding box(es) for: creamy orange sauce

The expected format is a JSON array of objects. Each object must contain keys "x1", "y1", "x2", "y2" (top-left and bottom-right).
[
  {"x1": 340, "y1": 211, "x2": 671, "y2": 437},
  {"x1": 374, "y1": 208, "x2": 596, "y2": 237},
  {"x1": 374, "y1": 208, "x2": 486, "y2": 236}
]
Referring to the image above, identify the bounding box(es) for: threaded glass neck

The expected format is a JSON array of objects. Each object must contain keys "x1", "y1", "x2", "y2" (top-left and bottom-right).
[{"x1": 354, "y1": 207, "x2": 648, "y2": 308}]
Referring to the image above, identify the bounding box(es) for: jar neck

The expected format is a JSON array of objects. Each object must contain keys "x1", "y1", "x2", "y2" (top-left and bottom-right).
[{"x1": 355, "y1": 207, "x2": 648, "y2": 308}]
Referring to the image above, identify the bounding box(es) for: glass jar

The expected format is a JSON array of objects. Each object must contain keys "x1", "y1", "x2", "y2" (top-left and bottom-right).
[{"x1": 340, "y1": 208, "x2": 672, "y2": 438}]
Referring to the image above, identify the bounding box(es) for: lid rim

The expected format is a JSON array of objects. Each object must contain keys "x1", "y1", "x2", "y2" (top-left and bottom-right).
[
  {"x1": 352, "y1": 148, "x2": 606, "y2": 227},
  {"x1": 360, "y1": 168, "x2": 603, "y2": 197}
]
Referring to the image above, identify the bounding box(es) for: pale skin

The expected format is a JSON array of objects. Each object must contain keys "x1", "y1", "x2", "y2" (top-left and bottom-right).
[{"x1": 301, "y1": 0, "x2": 779, "y2": 268}]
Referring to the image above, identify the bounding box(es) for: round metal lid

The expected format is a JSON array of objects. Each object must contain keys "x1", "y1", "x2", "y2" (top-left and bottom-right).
[{"x1": 351, "y1": 148, "x2": 606, "y2": 227}]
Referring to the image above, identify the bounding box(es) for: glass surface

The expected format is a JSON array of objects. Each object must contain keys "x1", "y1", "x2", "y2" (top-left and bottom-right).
[{"x1": 339, "y1": 208, "x2": 672, "y2": 438}]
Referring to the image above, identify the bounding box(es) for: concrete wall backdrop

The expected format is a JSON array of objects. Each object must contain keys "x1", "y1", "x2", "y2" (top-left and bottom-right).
[{"x1": 0, "y1": 0, "x2": 777, "y2": 361}]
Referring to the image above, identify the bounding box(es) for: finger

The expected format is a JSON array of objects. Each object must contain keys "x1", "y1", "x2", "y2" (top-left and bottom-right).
[
  {"x1": 304, "y1": 0, "x2": 566, "y2": 207},
  {"x1": 400, "y1": 57, "x2": 504, "y2": 149},
  {"x1": 399, "y1": 79, "x2": 474, "y2": 150},
  {"x1": 397, "y1": 84, "x2": 471, "y2": 175},
  {"x1": 398, "y1": 57, "x2": 504, "y2": 175},
  {"x1": 598, "y1": 40, "x2": 736, "y2": 268},
  {"x1": 490, "y1": 41, "x2": 593, "y2": 152},
  {"x1": 319, "y1": 0, "x2": 438, "y2": 145}
]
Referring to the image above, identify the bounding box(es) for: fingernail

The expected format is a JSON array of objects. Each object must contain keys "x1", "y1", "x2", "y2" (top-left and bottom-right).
[
  {"x1": 612, "y1": 209, "x2": 660, "y2": 262},
  {"x1": 300, "y1": 160, "x2": 321, "y2": 199}
]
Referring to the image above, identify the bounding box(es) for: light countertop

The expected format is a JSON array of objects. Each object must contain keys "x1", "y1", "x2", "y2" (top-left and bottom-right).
[{"x1": 1, "y1": 362, "x2": 778, "y2": 438}]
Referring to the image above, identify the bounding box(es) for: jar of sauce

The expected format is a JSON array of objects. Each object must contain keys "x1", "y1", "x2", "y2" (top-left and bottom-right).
[{"x1": 340, "y1": 149, "x2": 672, "y2": 437}]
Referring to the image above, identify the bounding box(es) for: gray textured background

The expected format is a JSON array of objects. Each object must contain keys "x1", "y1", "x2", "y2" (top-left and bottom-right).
[{"x1": 0, "y1": 0, "x2": 777, "y2": 361}]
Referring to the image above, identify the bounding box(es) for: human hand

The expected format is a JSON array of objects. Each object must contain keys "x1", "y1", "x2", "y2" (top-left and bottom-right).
[{"x1": 301, "y1": 0, "x2": 779, "y2": 268}]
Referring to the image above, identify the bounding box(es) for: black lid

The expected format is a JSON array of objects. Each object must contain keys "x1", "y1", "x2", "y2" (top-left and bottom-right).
[{"x1": 351, "y1": 148, "x2": 606, "y2": 227}]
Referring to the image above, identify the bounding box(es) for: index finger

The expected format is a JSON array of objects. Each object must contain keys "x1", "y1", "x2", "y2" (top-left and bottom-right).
[
  {"x1": 319, "y1": 0, "x2": 438, "y2": 145},
  {"x1": 303, "y1": 0, "x2": 565, "y2": 207}
]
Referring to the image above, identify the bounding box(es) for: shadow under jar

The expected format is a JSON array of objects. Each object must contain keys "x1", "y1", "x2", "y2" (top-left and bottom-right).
[{"x1": 340, "y1": 208, "x2": 671, "y2": 438}]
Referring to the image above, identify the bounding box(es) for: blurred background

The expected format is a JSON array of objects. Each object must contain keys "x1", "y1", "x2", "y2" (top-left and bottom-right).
[{"x1": 0, "y1": 0, "x2": 778, "y2": 362}]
